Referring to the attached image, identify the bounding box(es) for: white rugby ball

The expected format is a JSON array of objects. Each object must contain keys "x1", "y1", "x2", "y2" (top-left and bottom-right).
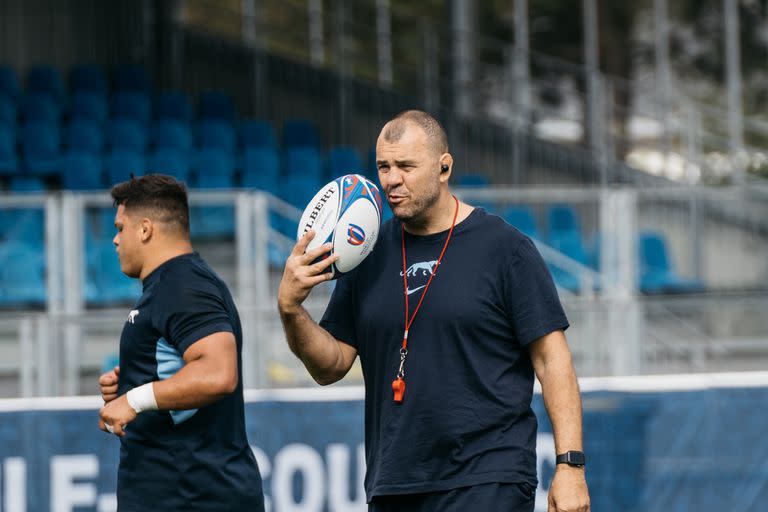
[{"x1": 297, "y1": 174, "x2": 382, "y2": 276}]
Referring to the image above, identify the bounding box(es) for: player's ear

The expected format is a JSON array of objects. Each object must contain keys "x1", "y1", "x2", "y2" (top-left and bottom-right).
[
  {"x1": 439, "y1": 153, "x2": 453, "y2": 183},
  {"x1": 139, "y1": 217, "x2": 153, "y2": 242}
]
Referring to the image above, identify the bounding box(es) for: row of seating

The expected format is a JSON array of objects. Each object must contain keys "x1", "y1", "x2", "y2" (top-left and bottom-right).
[
  {"x1": 1, "y1": 64, "x2": 154, "y2": 99},
  {"x1": 500, "y1": 205, "x2": 705, "y2": 294}
]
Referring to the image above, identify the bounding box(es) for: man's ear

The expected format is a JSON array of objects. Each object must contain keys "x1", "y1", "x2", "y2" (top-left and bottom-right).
[
  {"x1": 139, "y1": 218, "x2": 153, "y2": 243},
  {"x1": 439, "y1": 153, "x2": 453, "y2": 182}
]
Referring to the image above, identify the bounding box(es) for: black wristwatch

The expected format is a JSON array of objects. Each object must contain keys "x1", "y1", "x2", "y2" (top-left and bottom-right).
[{"x1": 556, "y1": 451, "x2": 586, "y2": 467}]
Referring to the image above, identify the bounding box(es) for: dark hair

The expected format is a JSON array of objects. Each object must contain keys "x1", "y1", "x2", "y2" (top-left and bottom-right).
[
  {"x1": 110, "y1": 174, "x2": 190, "y2": 235},
  {"x1": 382, "y1": 110, "x2": 449, "y2": 155}
]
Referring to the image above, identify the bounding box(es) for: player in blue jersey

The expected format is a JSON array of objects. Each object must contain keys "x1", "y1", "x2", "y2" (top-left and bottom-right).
[
  {"x1": 98, "y1": 174, "x2": 264, "y2": 511},
  {"x1": 278, "y1": 111, "x2": 590, "y2": 511}
]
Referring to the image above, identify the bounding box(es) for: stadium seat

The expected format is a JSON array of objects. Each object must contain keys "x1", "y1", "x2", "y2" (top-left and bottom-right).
[
  {"x1": 198, "y1": 91, "x2": 235, "y2": 121},
  {"x1": 284, "y1": 147, "x2": 322, "y2": 178},
  {"x1": 279, "y1": 172, "x2": 322, "y2": 210},
  {"x1": 194, "y1": 149, "x2": 235, "y2": 189},
  {"x1": 241, "y1": 147, "x2": 280, "y2": 193},
  {"x1": 152, "y1": 120, "x2": 192, "y2": 151},
  {"x1": 0, "y1": 209, "x2": 44, "y2": 248},
  {"x1": 106, "y1": 120, "x2": 147, "y2": 152},
  {"x1": 195, "y1": 120, "x2": 235, "y2": 153},
  {"x1": 61, "y1": 151, "x2": 103, "y2": 190},
  {"x1": 282, "y1": 119, "x2": 320, "y2": 149},
  {"x1": 65, "y1": 120, "x2": 104, "y2": 153},
  {"x1": 113, "y1": 64, "x2": 151, "y2": 93},
  {"x1": 240, "y1": 119, "x2": 276, "y2": 149},
  {"x1": 638, "y1": 231, "x2": 705, "y2": 294},
  {"x1": 326, "y1": 146, "x2": 362, "y2": 178},
  {"x1": 9, "y1": 176, "x2": 45, "y2": 192},
  {"x1": 0, "y1": 242, "x2": 46, "y2": 305},
  {"x1": 147, "y1": 149, "x2": 190, "y2": 183},
  {"x1": 104, "y1": 149, "x2": 144, "y2": 185},
  {"x1": 188, "y1": 148, "x2": 236, "y2": 237},
  {"x1": 549, "y1": 231, "x2": 592, "y2": 293},
  {"x1": 547, "y1": 204, "x2": 580, "y2": 239},
  {"x1": 69, "y1": 65, "x2": 108, "y2": 95},
  {"x1": 457, "y1": 174, "x2": 491, "y2": 187},
  {"x1": 0, "y1": 65, "x2": 20, "y2": 99},
  {"x1": 155, "y1": 91, "x2": 192, "y2": 122},
  {"x1": 21, "y1": 121, "x2": 60, "y2": 176},
  {"x1": 26, "y1": 66, "x2": 64, "y2": 100},
  {"x1": 0, "y1": 95, "x2": 16, "y2": 125},
  {"x1": 502, "y1": 206, "x2": 540, "y2": 240},
  {"x1": 0, "y1": 125, "x2": 18, "y2": 175},
  {"x1": 112, "y1": 92, "x2": 151, "y2": 124},
  {"x1": 21, "y1": 94, "x2": 60, "y2": 122},
  {"x1": 93, "y1": 244, "x2": 141, "y2": 303},
  {"x1": 69, "y1": 92, "x2": 108, "y2": 123}
]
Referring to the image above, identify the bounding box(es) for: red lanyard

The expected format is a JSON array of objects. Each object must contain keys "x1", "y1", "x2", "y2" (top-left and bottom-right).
[{"x1": 392, "y1": 195, "x2": 459, "y2": 403}]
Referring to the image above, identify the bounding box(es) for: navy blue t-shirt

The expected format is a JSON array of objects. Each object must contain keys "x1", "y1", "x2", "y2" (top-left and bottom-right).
[
  {"x1": 320, "y1": 208, "x2": 568, "y2": 501},
  {"x1": 116, "y1": 253, "x2": 263, "y2": 511}
]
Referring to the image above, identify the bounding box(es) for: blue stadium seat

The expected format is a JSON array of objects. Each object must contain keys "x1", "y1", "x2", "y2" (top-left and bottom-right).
[
  {"x1": 282, "y1": 119, "x2": 320, "y2": 149},
  {"x1": 194, "y1": 149, "x2": 235, "y2": 189},
  {"x1": 155, "y1": 91, "x2": 192, "y2": 122},
  {"x1": 0, "y1": 125, "x2": 18, "y2": 176},
  {"x1": 638, "y1": 231, "x2": 705, "y2": 294},
  {"x1": 61, "y1": 151, "x2": 103, "y2": 190},
  {"x1": 106, "y1": 120, "x2": 147, "y2": 152},
  {"x1": 104, "y1": 149, "x2": 144, "y2": 185},
  {"x1": 113, "y1": 64, "x2": 151, "y2": 93},
  {"x1": 241, "y1": 147, "x2": 280, "y2": 192},
  {"x1": 364, "y1": 148, "x2": 380, "y2": 184},
  {"x1": 26, "y1": 66, "x2": 64, "y2": 100},
  {"x1": 9, "y1": 176, "x2": 45, "y2": 192},
  {"x1": 0, "y1": 65, "x2": 20, "y2": 99},
  {"x1": 326, "y1": 146, "x2": 362, "y2": 178},
  {"x1": 195, "y1": 120, "x2": 235, "y2": 152},
  {"x1": 69, "y1": 92, "x2": 108, "y2": 123},
  {"x1": 21, "y1": 121, "x2": 60, "y2": 176},
  {"x1": 280, "y1": 172, "x2": 322, "y2": 210},
  {"x1": 0, "y1": 95, "x2": 16, "y2": 125},
  {"x1": 21, "y1": 94, "x2": 60, "y2": 122},
  {"x1": 93, "y1": 244, "x2": 142, "y2": 303},
  {"x1": 502, "y1": 206, "x2": 540, "y2": 240},
  {"x1": 112, "y1": 92, "x2": 151, "y2": 124},
  {"x1": 65, "y1": 120, "x2": 104, "y2": 153},
  {"x1": 0, "y1": 242, "x2": 46, "y2": 305},
  {"x1": 147, "y1": 149, "x2": 190, "y2": 183},
  {"x1": 198, "y1": 91, "x2": 235, "y2": 121},
  {"x1": 547, "y1": 204, "x2": 580, "y2": 239},
  {"x1": 284, "y1": 147, "x2": 322, "y2": 178},
  {"x1": 457, "y1": 174, "x2": 491, "y2": 187},
  {"x1": 0, "y1": 209, "x2": 44, "y2": 248},
  {"x1": 240, "y1": 119, "x2": 276, "y2": 149},
  {"x1": 549, "y1": 231, "x2": 592, "y2": 293},
  {"x1": 152, "y1": 120, "x2": 192, "y2": 151},
  {"x1": 69, "y1": 65, "x2": 108, "y2": 95}
]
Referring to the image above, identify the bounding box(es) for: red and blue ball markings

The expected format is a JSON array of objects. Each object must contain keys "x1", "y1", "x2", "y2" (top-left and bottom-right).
[{"x1": 346, "y1": 223, "x2": 366, "y2": 246}]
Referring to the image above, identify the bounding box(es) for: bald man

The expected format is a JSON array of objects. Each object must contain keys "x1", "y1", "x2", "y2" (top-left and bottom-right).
[{"x1": 278, "y1": 110, "x2": 590, "y2": 512}]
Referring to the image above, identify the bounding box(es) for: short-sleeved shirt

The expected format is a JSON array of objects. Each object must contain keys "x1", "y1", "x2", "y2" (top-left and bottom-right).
[
  {"x1": 320, "y1": 208, "x2": 568, "y2": 501},
  {"x1": 116, "y1": 252, "x2": 263, "y2": 511}
]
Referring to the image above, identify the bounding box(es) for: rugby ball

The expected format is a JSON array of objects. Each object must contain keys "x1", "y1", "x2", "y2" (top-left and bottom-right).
[{"x1": 297, "y1": 174, "x2": 382, "y2": 276}]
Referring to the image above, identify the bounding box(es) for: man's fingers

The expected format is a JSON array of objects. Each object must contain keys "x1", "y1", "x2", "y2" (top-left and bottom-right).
[
  {"x1": 112, "y1": 422, "x2": 125, "y2": 437},
  {"x1": 306, "y1": 272, "x2": 335, "y2": 287},
  {"x1": 291, "y1": 230, "x2": 315, "y2": 257},
  {"x1": 309, "y1": 253, "x2": 338, "y2": 275},
  {"x1": 98, "y1": 372, "x2": 116, "y2": 386},
  {"x1": 98, "y1": 417, "x2": 107, "y2": 432},
  {"x1": 113, "y1": 366, "x2": 120, "y2": 376},
  {"x1": 102, "y1": 393, "x2": 117, "y2": 402},
  {"x1": 300, "y1": 242, "x2": 333, "y2": 266}
]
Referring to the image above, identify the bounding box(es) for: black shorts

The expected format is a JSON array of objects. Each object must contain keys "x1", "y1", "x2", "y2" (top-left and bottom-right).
[{"x1": 369, "y1": 482, "x2": 536, "y2": 512}]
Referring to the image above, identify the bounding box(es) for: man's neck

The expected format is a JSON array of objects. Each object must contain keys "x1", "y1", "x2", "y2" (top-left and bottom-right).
[
  {"x1": 403, "y1": 193, "x2": 473, "y2": 236},
  {"x1": 139, "y1": 243, "x2": 194, "y2": 281}
]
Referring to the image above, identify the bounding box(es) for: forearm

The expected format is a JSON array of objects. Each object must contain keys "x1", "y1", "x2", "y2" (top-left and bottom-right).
[
  {"x1": 278, "y1": 303, "x2": 349, "y2": 385},
  {"x1": 538, "y1": 350, "x2": 583, "y2": 454},
  {"x1": 151, "y1": 358, "x2": 237, "y2": 410}
]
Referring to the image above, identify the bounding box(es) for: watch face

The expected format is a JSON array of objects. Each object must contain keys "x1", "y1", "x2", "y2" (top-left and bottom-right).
[{"x1": 568, "y1": 451, "x2": 586, "y2": 465}]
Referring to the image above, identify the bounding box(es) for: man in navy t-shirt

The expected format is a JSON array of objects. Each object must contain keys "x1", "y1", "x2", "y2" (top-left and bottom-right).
[
  {"x1": 98, "y1": 175, "x2": 263, "y2": 511},
  {"x1": 278, "y1": 111, "x2": 590, "y2": 512}
]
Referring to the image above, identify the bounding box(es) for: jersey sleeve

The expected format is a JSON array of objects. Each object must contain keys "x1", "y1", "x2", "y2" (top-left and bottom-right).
[
  {"x1": 152, "y1": 276, "x2": 234, "y2": 355},
  {"x1": 504, "y1": 236, "x2": 569, "y2": 346},
  {"x1": 319, "y1": 271, "x2": 359, "y2": 349}
]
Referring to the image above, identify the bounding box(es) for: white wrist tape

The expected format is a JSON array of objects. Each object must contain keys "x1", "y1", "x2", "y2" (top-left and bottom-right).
[{"x1": 126, "y1": 383, "x2": 158, "y2": 414}]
